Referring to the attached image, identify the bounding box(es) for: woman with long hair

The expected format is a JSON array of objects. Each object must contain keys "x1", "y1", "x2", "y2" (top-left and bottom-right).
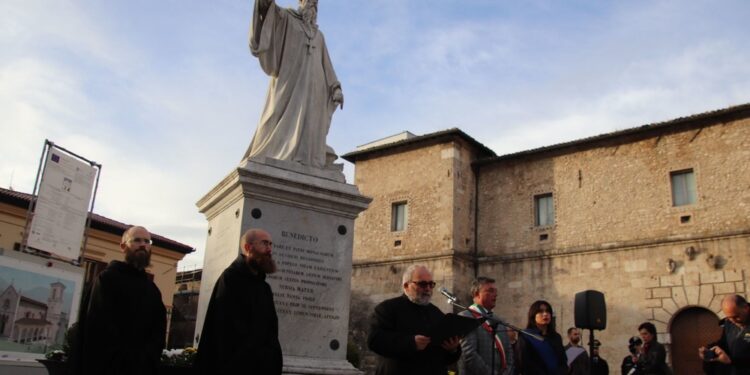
[
  {"x1": 516, "y1": 300, "x2": 568, "y2": 374},
  {"x1": 636, "y1": 322, "x2": 671, "y2": 374}
]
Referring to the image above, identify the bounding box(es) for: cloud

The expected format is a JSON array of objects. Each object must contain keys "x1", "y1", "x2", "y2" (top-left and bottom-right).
[
  {"x1": 1, "y1": 1, "x2": 143, "y2": 75},
  {"x1": 0, "y1": 58, "x2": 97, "y2": 190}
]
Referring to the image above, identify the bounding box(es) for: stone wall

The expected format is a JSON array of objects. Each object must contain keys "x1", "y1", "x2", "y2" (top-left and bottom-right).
[
  {"x1": 473, "y1": 116, "x2": 750, "y2": 363},
  {"x1": 477, "y1": 117, "x2": 750, "y2": 255},
  {"x1": 352, "y1": 139, "x2": 480, "y2": 265},
  {"x1": 347, "y1": 109, "x2": 750, "y2": 372},
  {"x1": 349, "y1": 135, "x2": 483, "y2": 373},
  {"x1": 478, "y1": 234, "x2": 750, "y2": 362}
]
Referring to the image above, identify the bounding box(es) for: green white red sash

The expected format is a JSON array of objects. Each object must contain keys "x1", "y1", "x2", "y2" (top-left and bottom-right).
[{"x1": 468, "y1": 304, "x2": 507, "y2": 370}]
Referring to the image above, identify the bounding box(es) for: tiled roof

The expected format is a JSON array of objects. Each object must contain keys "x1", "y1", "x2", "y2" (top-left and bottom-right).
[{"x1": 0, "y1": 187, "x2": 194, "y2": 255}]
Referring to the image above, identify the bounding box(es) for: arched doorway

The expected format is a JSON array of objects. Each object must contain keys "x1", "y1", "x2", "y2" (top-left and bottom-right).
[{"x1": 670, "y1": 306, "x2": 722, "y2": 374}]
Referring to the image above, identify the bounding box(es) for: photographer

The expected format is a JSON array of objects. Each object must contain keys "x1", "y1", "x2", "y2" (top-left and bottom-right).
[
  {"x1": 621, "y1": 336, "x2": 642, "y2": 375},
  {"x1": 701, "y1": 340, "x2": 728, "y2": 375},
  {"x1": 699, "y1": 295, "x2": 750, "y2": 375}
]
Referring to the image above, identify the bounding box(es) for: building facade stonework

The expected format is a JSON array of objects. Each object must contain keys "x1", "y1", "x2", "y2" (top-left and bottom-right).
[{"x1": 343, "y1": 104, "x2": 750, "y2": 374}]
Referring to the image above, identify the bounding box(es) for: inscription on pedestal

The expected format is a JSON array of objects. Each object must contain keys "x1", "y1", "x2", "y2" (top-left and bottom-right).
[
  {"x1": 196, "y1": 160, "x2": 369, "y2": 374},
  {"x1": 268, "y1": 230, "x2": 343, "y2": 324}
]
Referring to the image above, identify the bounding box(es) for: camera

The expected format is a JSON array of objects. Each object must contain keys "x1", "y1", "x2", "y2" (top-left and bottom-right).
[
  {"x1": 703, "y1": 348, "x2": 717, "y2": 361},
  {"x1": 628, "y1": 336, "x2": 643, "y2": 355}
]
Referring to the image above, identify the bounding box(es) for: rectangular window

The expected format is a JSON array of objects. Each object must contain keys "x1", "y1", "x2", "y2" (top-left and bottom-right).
[
  {"x1": 671, "y1": 169, "x2": 696, "y2": 206},
  {"x1": 391, "y1": 202, "x2": 408, "y2": 232},
  {"x1": 534, "y1": 193, "x2": 554, "y2": 227}
]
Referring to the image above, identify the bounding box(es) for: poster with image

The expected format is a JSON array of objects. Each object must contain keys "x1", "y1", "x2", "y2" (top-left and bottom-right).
[
  {"x1": 0, "y1": 255, "x2": 83, "y2": 360},
  {"x1": 27, "y1": 147, "x2": 97, "y2": 259}
]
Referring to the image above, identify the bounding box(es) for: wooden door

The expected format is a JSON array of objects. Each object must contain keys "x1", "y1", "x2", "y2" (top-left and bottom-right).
[{"x1": 670, "y1": 307, "x2": 722, "y2": 374}]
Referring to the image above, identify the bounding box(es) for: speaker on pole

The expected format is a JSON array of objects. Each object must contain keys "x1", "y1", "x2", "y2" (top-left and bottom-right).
[{"x1": 574, "y1": 290, "x2": 607, "y2": 330}]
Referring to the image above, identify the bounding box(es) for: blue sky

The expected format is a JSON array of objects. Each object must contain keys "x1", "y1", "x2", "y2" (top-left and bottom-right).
[{"x1": 2, "y1": 0, "x2": 749, "y2": 270}]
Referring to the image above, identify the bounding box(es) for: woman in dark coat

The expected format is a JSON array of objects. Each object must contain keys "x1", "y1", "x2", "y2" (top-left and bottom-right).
[
  {"x1": 636, "y1": 322, "x2": 671, "y2": 375},
  {"x1": 516, "y1": 300, "x2": 568, "y2": 375}
]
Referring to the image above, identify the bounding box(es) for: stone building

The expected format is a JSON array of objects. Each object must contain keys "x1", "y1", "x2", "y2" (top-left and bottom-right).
[{"x1": 343, "y1": 103, "x2": 750, "y2": 374}]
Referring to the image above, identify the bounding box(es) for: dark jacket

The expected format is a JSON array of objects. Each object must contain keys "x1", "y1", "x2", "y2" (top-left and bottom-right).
[
  {"x1": 591, "y1": 356, "x2": 609, "y2": 375},
  {"x1": 368, "y1": 294, "x2": 461, "y2": 375},
  {"x1": 706, "y1": 323, "x2": 750, "y2": 375},
  {"x1": 564, "y1": 343, "x2": 589, "y2": 375},
  {"x1": 75, "y1": 260, "x2": 166, "y2": 375},
  {"x1": 637, "y1": 341, "x2": 670, "y2": 375},
  {"x1": 517, "y1": 329, "x2": 568, "y2": 375},
  {"x1": 621, "y1": 355, "x2": 640, "y2": 375},
  {"x1": 195, "y1": 255, "x2": 282, "y2": 375}
]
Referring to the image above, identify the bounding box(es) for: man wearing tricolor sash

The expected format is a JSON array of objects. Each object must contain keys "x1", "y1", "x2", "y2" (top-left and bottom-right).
[{"x1": 459, "y1": 277, "x2": 515, "y2": 375}]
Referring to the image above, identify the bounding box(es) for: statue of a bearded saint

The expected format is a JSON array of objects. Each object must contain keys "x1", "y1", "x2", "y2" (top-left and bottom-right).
[{"x1": 243, "y1": 0, "x2": 344, "y2": 169}]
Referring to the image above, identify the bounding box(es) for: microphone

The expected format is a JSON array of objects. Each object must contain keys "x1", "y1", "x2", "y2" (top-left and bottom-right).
[{"x1": 440, "y1": 287, "x2": 457, "y2": 302}]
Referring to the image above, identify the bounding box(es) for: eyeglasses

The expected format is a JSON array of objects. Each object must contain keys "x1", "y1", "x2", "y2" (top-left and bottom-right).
[
  {"x1": 128, "y1": 237, "x2": 152, "y2": 245},
  {"x1": 409, "y1": 281, "x2": 436, "y2": 289},
  {"x1": 254, "y1": 240, "x2": 273, "y2": 247}
]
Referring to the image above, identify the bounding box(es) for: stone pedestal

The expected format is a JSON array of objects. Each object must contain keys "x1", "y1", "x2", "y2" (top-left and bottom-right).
[{"x1": 195, "y1": 158, "x2": 370, "y2": 374}]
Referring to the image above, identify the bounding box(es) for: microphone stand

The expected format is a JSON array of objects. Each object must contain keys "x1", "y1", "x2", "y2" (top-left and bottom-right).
[{"x1": 441, "y1": 289, "x2": 544, "y2": 342}]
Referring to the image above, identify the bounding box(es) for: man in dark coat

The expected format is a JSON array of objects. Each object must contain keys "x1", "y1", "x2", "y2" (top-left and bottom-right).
[
  {"x1": 195, "y1": 228, "x2": 282, "y2": 375},
  {"x1": 75, "y1": 226, "x2": 166, "y2": 375},
  {"x1": 367, "y1": 264, "x2": 461, "y2": 375},
  {"x1": 700, "y1": 295, "x2": 750, "y2": 375},
  {"x1": 590, "y1": 340, "x2": 609, "y2": 375},
  {"x1": 565, "y1": 327, "x2": 590, "y2": 375}
]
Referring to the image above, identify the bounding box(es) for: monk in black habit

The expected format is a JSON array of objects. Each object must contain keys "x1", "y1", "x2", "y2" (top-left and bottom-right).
[
  {"x1": 73, "y1": 226, "x2": 166, "y2": 375},
  {"x1": 195, "y1": 228, "x2": 282, "y2": 374}
]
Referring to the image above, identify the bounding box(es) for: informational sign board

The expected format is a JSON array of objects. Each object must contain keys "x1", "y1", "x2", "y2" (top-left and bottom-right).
[{"x1": 27, "y1": 148, "x2": 97, "y2": 259}]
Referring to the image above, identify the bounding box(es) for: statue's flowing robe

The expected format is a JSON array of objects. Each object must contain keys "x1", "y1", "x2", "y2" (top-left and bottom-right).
[{"x1": 244, "y1": 0, "x2": 341, "y2": 168}]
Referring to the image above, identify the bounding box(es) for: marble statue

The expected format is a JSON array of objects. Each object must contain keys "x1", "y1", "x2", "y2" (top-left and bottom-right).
[{"x1": 243, "y1": 0, "x2": 344, "y2": 168}]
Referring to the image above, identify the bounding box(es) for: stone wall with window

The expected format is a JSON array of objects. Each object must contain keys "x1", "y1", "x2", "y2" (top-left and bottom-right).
[
  {"x1": 348, "y1": 135, "x2": 483, "y2": 301},
  {"x1": 474, "y1": 113, "x2": 750, "y2": 367},
  {"x1": 344, "y1": 133, "x2": 490, "y2": 374},
  {"x1": 344, "y1": 105, "x2": 750, "y2": 373},
  {"x1": 350, "y1": 139, "x2": 481, "y2": 265},
  {"x1": 477, "y1": 116, "x2": 750, "y2": 256}
]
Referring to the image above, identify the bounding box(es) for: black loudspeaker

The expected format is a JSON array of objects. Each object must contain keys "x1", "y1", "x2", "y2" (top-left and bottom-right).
[{"x1": 575, "y1": 290, "x2": 607, "y2": 330}]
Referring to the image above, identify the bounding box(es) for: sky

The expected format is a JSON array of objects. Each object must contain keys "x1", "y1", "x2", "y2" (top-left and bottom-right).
[{"x1": 2, "y1": 0, "x2": 749, "y2": 271}]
